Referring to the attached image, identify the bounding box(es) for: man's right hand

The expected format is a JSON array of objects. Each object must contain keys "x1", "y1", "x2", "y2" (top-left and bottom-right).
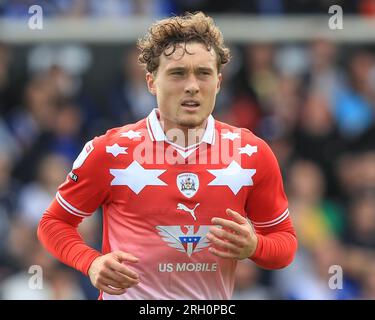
[{"x1": 88, "y1": 250, "x2": 140, "y2": 295}]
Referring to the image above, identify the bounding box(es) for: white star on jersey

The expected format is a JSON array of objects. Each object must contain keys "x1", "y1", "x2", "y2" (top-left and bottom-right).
[
  {"x1": 120, "y1": 130, "x2": 142, "y2": 139},
  {"x1": 207, "y1": 160, "x2": 256, "y2": 195},
  {"x1": 110, "y1": 161, "x2": 167, "y2": 194},
  {"x1": 106, "y1": 144, "x2": 128, "y2": 157},
  {"x1": 221, "y1": 132, "x2": 240, "y2": 141},
  {"x1": 238, "y1": 144, "x2": 258, "y2": 157}
]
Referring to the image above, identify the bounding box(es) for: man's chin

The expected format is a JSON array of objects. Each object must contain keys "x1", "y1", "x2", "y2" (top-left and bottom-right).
[{"x1": 177, "y1": 116, "x2": 205, "y2": 129}]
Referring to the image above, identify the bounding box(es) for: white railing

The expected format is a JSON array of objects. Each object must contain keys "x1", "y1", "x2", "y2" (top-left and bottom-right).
[{"x1": 1, "y1": 15, "x2": 375, "y2": 43}]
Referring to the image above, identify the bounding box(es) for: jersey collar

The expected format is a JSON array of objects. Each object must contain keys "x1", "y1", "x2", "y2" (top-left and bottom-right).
[{"x1": 146, "y1": 108, "x2": 216, "y2": 146}]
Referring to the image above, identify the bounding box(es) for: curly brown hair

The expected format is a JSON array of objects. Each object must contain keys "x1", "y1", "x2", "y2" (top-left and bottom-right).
[{"x1": 137, "y1": 12, "x2": 231, "y2": 74}]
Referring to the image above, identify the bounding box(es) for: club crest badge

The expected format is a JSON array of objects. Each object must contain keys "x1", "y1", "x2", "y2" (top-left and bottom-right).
[{"x1": 177, "y1": 173, "x2": 199, "y2": 198}]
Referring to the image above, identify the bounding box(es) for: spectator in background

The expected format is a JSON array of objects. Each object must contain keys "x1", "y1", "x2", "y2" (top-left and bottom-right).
[
  {"x1": 294, "y1": 91, "x2": 344, "y2": 197},
  {"x1": 10, "y1": 58, "x2": 97, "y2": 181},
  {"x1": 27, "y1": 45, "x2": 100, "y2": 137},
  {"x1": 214, "y1": 45, "x2": 262, "y2": 131},
  {"x1": 336, "y1": 150, "x2": 375, "y2": 202},
  {"x1": 0, "y1": 153, "x2": 20, "y2": 279},
  {"x1": 0, "y1": 153, "x2": 19, "y2": 223},
  {"x1": 7, "y1": 72, "x2": 59, "y2": 182},
  {"x1": 274, "y1": 233, "x2": 360, "y2": 299},
  {"x1": 8, "y1": 73, "x2": 57, "y2": 153},
  {"x1": 264, "y1": 73, "x2": 302, "y2": 139},
  {"x1": 258, "y1": 75, "x2": 300, "y2": 175},
  {"x1": 0, "y1": 43, "x2": 12, "y2": 115},
  {"x1": 0, "y1": 117, "x2": 20, "y2": 162},
  {"x1": 343, "y1": 194, "x2": 375, "y2": 248},
  {"x1": 50, "y1": 101, "x2": 85, "y2": 162},
  {"x1": 339, "y1": 195, "x2": 375, "y2": 297},
  {"x1": 1, "y1": 217, "x2": 86, "y2": 299},
  {"x1": 218, "y1": 43, "x2": 279, "y2": 134},
  {"x1": 17, "y1": 153, "x2": 69, "y2": 227},
  {"x1": 277, "y1": 158, "x2": 362, "y2": 299},
  {"x1": 232, "y1": 259, "x2": 275, "y2": 300},
  {"x1": 305, "y1": 38, "x2": 344, "y2": 107},
  {"x1": 243, "y1": 43, "x2": 278, "y2": 114},
  {"x1": 334, "y1": 50, "x2": 375, "y2": 138},
  {"x1": 286, "y1": 159, "x2": 344, "y2": 248},
  {"x1": 108, "y1": 47, "x2": 155, "y2": 125}
]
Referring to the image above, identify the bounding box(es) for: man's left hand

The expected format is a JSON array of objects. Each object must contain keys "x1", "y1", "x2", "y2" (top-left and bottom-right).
[{"x1": 207, "y1": 208, "x2": 258, "y2": 260}]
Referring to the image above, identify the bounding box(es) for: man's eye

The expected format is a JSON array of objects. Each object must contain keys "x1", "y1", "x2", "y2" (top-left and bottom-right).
[{"x1": 171, "y1": 71, "x2": 184, "y2": 75}]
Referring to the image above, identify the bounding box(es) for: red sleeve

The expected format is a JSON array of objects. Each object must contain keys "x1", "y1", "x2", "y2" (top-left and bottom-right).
[
  {"x1": 37, "y1": 136, "x2": 110, "y2": 275},
  {"x1": 37, "y1": 199, "x2": 101, "y2": 275},
  {"x1": 249, "y1": 216, "x2": 297, "y2": 269},
  {"x1": 245, "y1": 137, "x2": 297, "y2": 269},
  {"x1": 56, "y1": 137, "x2": 111, "y2": 216}
]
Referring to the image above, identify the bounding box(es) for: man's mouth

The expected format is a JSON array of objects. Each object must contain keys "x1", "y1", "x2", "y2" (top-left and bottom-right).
[{"x1": 181, "y1": 99, "x2": 200, "y2": 109}]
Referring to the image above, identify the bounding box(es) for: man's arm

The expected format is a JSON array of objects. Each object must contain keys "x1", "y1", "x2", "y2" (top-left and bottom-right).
[
  {"x1": 37, "y1": 135, "x2": 140, "y2": 295},
  {"x1": 249, "y1": 213, "x2": 297, "y2": 269},
  {"x1": 37, "y1": 198, "x2": 101, "y2": 275},
  {"x1": 38, "y1": 198, "x2": 140, "y2": 295}
]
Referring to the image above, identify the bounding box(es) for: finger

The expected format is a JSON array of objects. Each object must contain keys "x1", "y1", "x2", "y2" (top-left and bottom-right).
[
  {"x1": 106, "y1": 260, "x2": 139, "y2": 280},
  {"x1": 206, "y1": 233, "x2": 241, "y2": 253},
  {"x1": 114, "y1": 251, "x2": 139, "y2": 263},
  {"x1": 98, "y1": 275, "x2": 130, "y2": 290},
  {"x1": 97, "y1": 283, "x2": 127, "y2": 295},
  {"x1": 101, "y1": 269, "x2": 140, "y2": 286},
  {"x1": 211, "y1": 217, "x2": 247, "y2": 236},
  {"x1": 225, "y1": 209, "x2": 248, "y2": 225},
  {"x1": 209, "y1": 227, "x2": 246, "y2": 247},
  {"x1": 208, "y1": 247, "x2": 238, "y2": 259}
]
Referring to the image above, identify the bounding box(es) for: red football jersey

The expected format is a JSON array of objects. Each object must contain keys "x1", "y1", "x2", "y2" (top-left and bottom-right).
[{"x1": 46, "y1": 109, "x2": 295, "y2": 299}]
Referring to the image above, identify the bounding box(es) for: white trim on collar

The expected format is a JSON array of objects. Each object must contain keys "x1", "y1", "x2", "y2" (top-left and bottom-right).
[{"x1": 146, "y1": 108, "x2": 215, "y2": 147}]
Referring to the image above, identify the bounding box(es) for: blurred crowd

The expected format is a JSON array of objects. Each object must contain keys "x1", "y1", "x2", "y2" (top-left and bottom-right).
[
  {"x1": 1, "y1": 0, "x2": 375, "y2": 17},
  {"x1": 0, "y1": 35, "x2": 374, "y2": 299}
]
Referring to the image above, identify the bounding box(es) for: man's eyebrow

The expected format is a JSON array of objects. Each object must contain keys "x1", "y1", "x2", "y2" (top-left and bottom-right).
[
  {"x1": 167, "y1": 66, "x2": 215, "y2": 72},
  {"x1": 196, "y1": 67, "x2": 214, "y2": 72},
  {"x1": 167, "y1": 66, "x2": 187, "y2": 72}
]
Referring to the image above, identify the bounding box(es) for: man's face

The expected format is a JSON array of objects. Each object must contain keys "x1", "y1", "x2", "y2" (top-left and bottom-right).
[{"x1": 146, "y1": 42, "x2": 222, "y2": 129}]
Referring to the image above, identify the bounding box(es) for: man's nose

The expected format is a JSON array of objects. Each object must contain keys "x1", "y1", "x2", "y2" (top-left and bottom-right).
[{"x1": 184, "y1": 74, "x2": 199, "y2": 95}]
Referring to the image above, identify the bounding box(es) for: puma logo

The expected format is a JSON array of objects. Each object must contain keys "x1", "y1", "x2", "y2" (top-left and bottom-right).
[{"x1": 177, "y1": 203, "x2": 200, "y2": 221}]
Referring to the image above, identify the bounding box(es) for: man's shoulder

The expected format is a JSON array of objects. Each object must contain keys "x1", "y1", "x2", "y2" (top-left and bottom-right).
[
  {"x1": 75, "y1": 118, "x2": 148, "y2": 165},
  {"x1": 95, "y1": 118, "x2": 148, "y2": 146},
  {"x1": 214, "y1": 119, "x2": 265, "y2": 145}
]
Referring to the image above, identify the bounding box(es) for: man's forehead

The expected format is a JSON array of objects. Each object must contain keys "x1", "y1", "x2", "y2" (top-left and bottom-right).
[{"x1": 161, "y1": 42, "x2": 217, "y2": 66}]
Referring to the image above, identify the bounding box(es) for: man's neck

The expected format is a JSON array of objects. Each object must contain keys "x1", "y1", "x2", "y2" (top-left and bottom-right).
[{"x1": 161, "y1": 116, "x2": 207, "y2": 148}]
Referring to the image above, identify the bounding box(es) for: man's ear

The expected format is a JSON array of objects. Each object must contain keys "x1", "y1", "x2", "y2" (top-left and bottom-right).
[
  {"x1": 216, "y1": 73, "x2": 222, "y2": 94},
  {"x1": 146, "y1": 72, "x2": 156, "y2": 95}
]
